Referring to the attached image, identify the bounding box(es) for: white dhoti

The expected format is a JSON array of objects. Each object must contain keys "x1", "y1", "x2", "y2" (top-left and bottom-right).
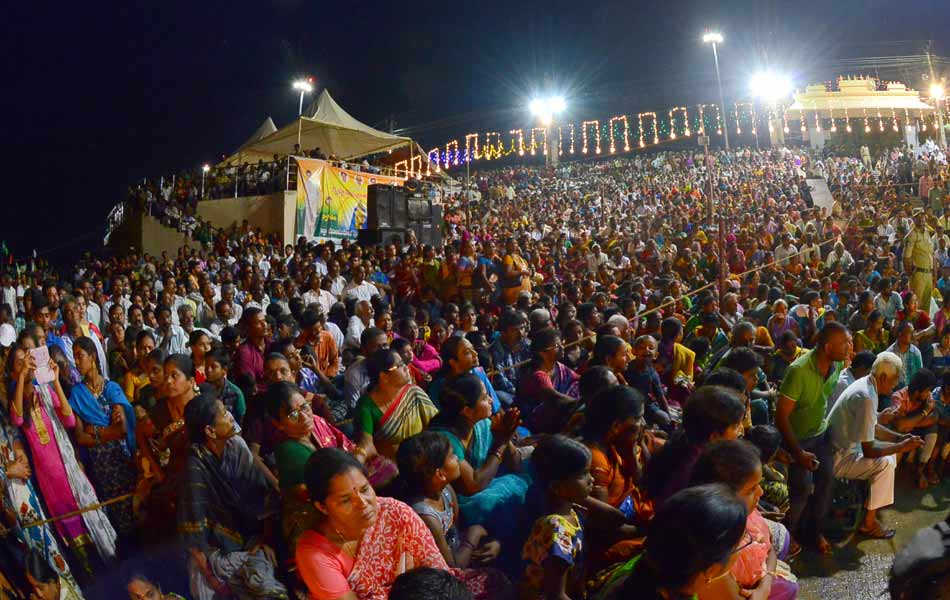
[{"x1": 833, "y1": 451, "x2": 897, "y2": 511}]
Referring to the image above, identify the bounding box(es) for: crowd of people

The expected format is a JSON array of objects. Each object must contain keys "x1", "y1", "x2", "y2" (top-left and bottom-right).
[{"x1": 2, "y1": 139, "x2": 950, "y2": 600}]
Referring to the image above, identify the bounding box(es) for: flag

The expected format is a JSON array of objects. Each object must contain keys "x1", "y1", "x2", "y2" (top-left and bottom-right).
[{"x1": 0, "y1": 242, "x2": 7, "y2": 256}]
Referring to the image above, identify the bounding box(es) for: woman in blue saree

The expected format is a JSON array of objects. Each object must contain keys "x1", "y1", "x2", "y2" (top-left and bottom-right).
[
  {"x1": 429, "y1": 373, "x2": 532, "y2": 572},
  {"x1": 68, "y1": 337, "x2": 137, "y2": 540}
]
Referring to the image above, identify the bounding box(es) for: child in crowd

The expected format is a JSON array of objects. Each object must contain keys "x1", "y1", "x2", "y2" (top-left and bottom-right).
[
  {"x1": 392, "y1": 338, "x2": 431, "y2": 388},
  {"x1": 932, "y1": 329, "x2": 950, "y2": 377},
  {"x1": 933, "y1": 373, "x2": 950, "y2": 477},
  {"x1": 626, "y1": 335, "x2": 674, "y2": 434},
  {"x1": 136, "y1": 348, "x2": 168, "y2": 412},
  {"x1": 398, "y1": 431, "x2": 500, "y2": 568},
  {"x1": 745, "y1": 424, "x2": 791, "y2": 521},
  {"x1": 204, "y1": 346, "x2": 246, "y2": 424},
  {"x1": 521, "y1": 435, "x2": 592, "y2": 600}
]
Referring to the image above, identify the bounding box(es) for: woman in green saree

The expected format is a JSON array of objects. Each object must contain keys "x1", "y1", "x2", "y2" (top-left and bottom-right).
[{"x1": 355, "y1": 349, "x2": 439, "y2": 460}]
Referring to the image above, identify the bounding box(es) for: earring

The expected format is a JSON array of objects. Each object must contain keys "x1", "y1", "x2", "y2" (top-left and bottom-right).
[{"x1": 193, "y1": 383, "x2": 201, "y2": 394}]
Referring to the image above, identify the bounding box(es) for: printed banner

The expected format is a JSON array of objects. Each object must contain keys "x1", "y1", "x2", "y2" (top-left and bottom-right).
[{"x1": 295, "y1": 158, "x2": 401, "y2": 240}]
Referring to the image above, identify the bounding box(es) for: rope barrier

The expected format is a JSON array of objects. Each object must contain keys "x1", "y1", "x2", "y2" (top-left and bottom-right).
[
  {"x1": 488, "y1": 220, "x2": 852, "y2": 377},
  {"x1": 21, "y1": 492, "x2": 134, "y2": 530}
]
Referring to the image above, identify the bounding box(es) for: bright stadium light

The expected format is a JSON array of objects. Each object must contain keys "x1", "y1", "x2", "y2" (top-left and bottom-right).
[
  {"x1": 750, "y1": 71, "x2": 793, "y2": 101},
  {"x1": 931, "y1": 83, "x2": 945, "y2": 100},
  {"x1": 293, "y1": 76, "x2": 316, "y2": 148},
  {"x1": 702, "y1": 31, "x2": 723, "y2": 44},
  {"x1": 293, "y1": 78, "x2": 314, "y2": 94},
  {"x1": 530, "y1": 96, "x2": 568, "y2": 126}
]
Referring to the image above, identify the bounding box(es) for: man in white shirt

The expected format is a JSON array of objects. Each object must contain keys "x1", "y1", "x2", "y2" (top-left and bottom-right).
[
  {"x1": 155, "y1": 305, "x2": 189, "y2": 355},
  {"x1": 827, "y1": 352, "x2": 922, "y2": 538},
  {"x1": 825, "y1": 242, "x2": 855, "y2": 270},
  {"x1": 302, "y1": 274, "x2": 336, "y2": 315},
  {"x1": 344, "y1": 300, "x2": 374, "y2": 350},
  {"x1": 327, "y1": 262, "x2": 347, "y2": 298},
  {"x1": 342, "y1": 265, "x2": 379, "y2": 303},
  {"x1": 773, "y1": 234, "x2": 798, "y2": 266}
]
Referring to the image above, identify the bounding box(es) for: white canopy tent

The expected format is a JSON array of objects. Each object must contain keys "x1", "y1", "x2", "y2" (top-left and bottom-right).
[{"x1": 225, "y1": 90, "x2": 411, "y2": 165}]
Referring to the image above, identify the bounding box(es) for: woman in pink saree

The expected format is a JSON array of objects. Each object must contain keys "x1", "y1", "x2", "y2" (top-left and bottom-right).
[
  {"x1": 295, "y1": 448, "x2": 510, "y2": 600},
  {"x1": 9, "y1": 338, "x2": 116, "y2": 572}
]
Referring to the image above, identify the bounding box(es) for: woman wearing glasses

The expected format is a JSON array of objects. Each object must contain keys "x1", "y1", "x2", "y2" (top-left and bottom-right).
[
  {"x1": 268, "y1": 381, "x2": 396, "y2": 550},
  {"x1": 354, "y1": 349, "x2": 439, "y2": 461},
  {"x1": 689, "y1": 440, "x2": 799, "y2": 600}
]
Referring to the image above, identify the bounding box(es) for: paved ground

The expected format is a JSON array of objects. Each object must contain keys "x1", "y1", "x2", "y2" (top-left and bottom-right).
[{"x1": 795, "y1": 470, "x2": 950, "y2": 599}]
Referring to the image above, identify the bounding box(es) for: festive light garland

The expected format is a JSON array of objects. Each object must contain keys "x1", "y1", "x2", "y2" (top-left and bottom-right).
[
  {"x1": 529, "y1": 127, "x2": 547, "y2": 155},
  {"x1": 446, "y1": 139, "x2": 459, "y2": 166},
  {"x1": 581, "y1": 120, "x2": 601, "y2": 154},
  {"x1": 608, "y1": 115, "x2": 630, "y2": 152},
  {"x1": 465, "y1": 133, "x2": 480, "y2": 161},
  {"x1": 637, "y1": 112, "x2": 658, "y2": 147},
  {"x1": 509, "y1": 129, "x2": 525, "y2": 156},
  {"x1": 431, "y1": 83, "x2": 945, "y2": 172},
  {"x1": 668, "y1": 107, "x2": 690, "y2": 139}
]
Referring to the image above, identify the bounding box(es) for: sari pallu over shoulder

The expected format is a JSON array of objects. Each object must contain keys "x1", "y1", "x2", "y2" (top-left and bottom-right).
[
  {"x1": 374, "y1": 384, "x2": 438, "y2": 457},
  {"x1": 36, "y1": 383, "x2": 117, "y2": 563}
]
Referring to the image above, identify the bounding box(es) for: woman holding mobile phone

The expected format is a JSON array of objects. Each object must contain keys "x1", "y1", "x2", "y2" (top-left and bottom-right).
[{"x1": 9, "y1": 333, "x2": 117, "y2": 572}]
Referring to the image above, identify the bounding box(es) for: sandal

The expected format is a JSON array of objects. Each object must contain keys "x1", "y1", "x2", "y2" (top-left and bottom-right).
[
  {"x1": 815, "y1": 535, "x2": 834, "y2": 555},
  {"x1": 859, "y1": 521, "x2": 896, "y2": 539},
  {"x1": 928, "y1": 469, "x2": 941, "y2": 485},
  {"x1": 786, "y1": 540, "x2": 803, "y2": 560}
]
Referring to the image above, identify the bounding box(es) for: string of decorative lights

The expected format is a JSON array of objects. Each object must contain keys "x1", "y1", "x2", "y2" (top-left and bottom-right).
[{"x1": 430, "y1": 84, "x2": 944, "y2": 172}]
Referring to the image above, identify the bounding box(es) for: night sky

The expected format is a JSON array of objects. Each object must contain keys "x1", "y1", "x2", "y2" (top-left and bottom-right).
[{"x1": 3, "y1": 0, "x2": 947, "y2": 266}]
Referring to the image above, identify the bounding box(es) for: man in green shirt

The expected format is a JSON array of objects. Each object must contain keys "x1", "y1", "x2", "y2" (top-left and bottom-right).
[{"x1": 776, "y1": 321, "x2": 849, "y2": 554}]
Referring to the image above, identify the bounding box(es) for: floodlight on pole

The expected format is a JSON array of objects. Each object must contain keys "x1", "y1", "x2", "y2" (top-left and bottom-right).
[
  {"x1": 293, "y1": 77, "x2": 315, "y2": 150},
  {"x1": 750, "y1": 71, "x2": 792, "y2": 101},
  {"x1": 703, "y1": 30, "x2": 730, "y2": 150},
  {"x1": 529, "y1": 95, "x2": 568, "y2": 166},
  {"x1": 201, "y1": 164, "x2": 210, "y2": 199}
]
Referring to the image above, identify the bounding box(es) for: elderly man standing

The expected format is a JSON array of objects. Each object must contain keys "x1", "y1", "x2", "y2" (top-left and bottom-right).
[
  {"x1": 904, "y1": 208, "x2": 935, "y2": 310},
  {"x1": 827, "y1": 352, "x2": 923, "y2": 539},
  {"x1": 776, "y1": 321, "x2": 850, "y2": 554}
]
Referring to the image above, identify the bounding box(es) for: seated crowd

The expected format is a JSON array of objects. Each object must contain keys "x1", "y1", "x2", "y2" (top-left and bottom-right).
[{"x1": 2, "y1": 142, "x2": 950, "y2": 600}]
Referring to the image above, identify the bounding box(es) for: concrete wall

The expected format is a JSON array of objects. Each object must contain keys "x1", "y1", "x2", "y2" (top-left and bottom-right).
[
  {"x1": 141, "y1": 215, "x2": 202, "y2": 257},
  {"x1": 107, "y1": 211, "x2": 201, "y2": 258},
  {"x1": 197, "y1": 193, "x2": 296, "y2": 244}
]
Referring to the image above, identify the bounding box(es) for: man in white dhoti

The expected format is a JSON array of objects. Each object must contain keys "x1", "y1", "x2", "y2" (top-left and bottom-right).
[{"x1": 827, "y1": 351, "x2": 924, "y2": 539}]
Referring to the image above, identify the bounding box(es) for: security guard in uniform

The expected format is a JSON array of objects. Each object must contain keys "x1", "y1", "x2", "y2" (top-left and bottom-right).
[{"x1": 904, "y1": 207, "x2": 935, "y2": 310}]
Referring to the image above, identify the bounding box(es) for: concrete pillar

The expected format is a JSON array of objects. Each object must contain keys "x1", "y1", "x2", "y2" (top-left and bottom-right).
[
  {"x1": 769, "y1": 116, "x2": 786, "y2": 147},
  {"x1": 905, "y1": 124, "x2": 919, "y2": 155}
]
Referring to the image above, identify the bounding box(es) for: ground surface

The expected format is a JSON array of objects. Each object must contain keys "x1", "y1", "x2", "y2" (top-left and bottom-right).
[{"x1": 796, "y1": 469, "x2": 950, "y2": 599}]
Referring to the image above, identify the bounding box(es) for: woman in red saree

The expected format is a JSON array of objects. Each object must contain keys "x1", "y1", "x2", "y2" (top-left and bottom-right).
[{"x1": 295, "y1": 448, "x2": 510, "y2": 600}]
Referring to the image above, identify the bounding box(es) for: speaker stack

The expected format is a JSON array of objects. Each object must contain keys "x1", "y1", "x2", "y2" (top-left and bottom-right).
[{"x1": 361, "y1": 181, "x2": 443, "y2": 247}]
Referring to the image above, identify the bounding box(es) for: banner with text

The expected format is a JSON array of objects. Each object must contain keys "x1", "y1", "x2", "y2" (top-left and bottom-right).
[{"x1": 295, "y1": 158, "x2": 401, "y2": 240}]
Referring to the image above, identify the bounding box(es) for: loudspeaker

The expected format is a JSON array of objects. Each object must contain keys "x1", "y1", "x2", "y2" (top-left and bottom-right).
[
  {"x1": 357, "y1": 227, "x2": 408, "y2": 247},
  {"x1": 367, "y1": 185, "x2": 406, "y2": 229},
  {"x1": 407, "y1": 198, "x2": 432, "y2": 221}
]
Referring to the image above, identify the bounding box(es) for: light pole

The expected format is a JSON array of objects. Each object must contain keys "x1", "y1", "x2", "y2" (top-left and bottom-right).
[
  {"x1": 530, "y1": 95, "x2": 567, "y2": 168},
  {"x1": 750, "y1": 71, "x2": 792, "y2": 148},
  {"x1": 293, "y1": 78, "x2": 315, "y2": 150},
  {"x1": 201, "y1": 164, "x2": 210, "y2": 199},
  {"x1": 703, "y1": 31, "x2": 730, "y2": 151},
  {"x1": 931, "y1": 83, "x2": 947, "y2": 149}
]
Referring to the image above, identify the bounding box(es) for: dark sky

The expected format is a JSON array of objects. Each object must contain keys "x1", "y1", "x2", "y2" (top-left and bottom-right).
[{"x1": 3, "y1": 0, "x2": 947, "y2": 265}]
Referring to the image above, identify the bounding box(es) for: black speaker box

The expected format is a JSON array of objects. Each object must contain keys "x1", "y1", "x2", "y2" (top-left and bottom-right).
[
  {"x1": 367, "y1": 184, "x2": 406, "y2": 229},
  {"x1": 357, "y1": 227, "x2": 408, "y2": 247}
]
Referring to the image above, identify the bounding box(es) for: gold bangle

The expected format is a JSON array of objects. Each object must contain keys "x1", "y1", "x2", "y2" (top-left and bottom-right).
[{"x1": 352, "y1": 446, "x2": 367, "y2": 458}]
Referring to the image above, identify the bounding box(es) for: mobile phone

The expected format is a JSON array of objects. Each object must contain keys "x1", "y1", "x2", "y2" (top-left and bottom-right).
[{"x1": 31, "y1": 346, "x2": 55, "y2": 385}]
